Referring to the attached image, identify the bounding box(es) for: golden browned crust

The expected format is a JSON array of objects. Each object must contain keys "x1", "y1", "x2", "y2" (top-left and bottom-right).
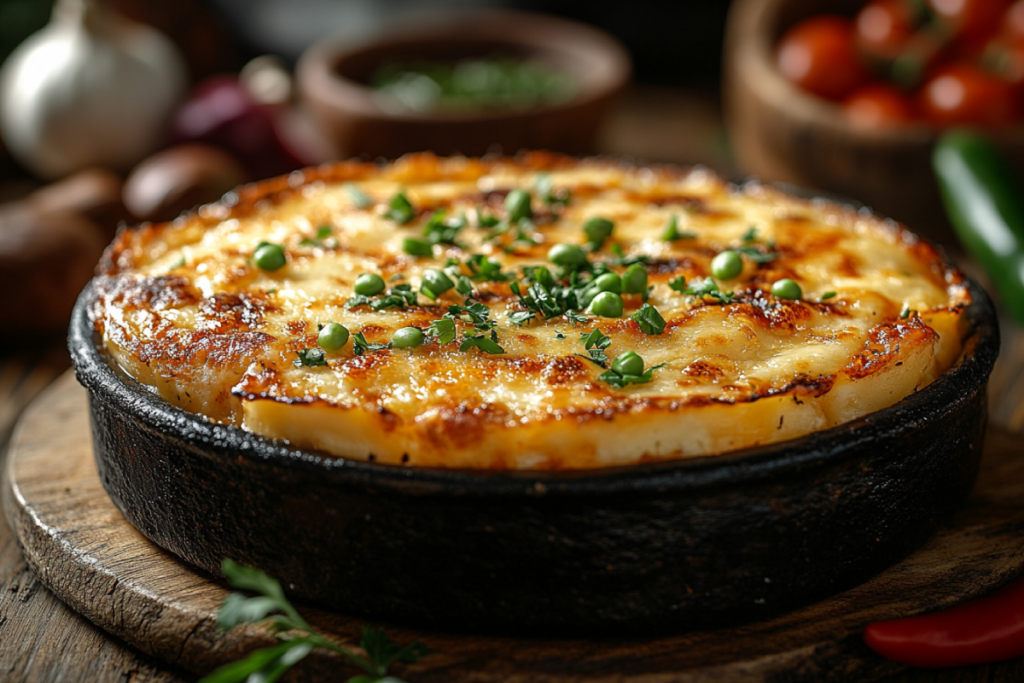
[{"x1": 90, "y1": 153, "x2": 971, "y2": 469}]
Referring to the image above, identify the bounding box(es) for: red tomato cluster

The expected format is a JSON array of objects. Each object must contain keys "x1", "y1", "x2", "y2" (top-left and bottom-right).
[{"x1": 776, "y1": 0, "x2": 1024, "y2": 128}]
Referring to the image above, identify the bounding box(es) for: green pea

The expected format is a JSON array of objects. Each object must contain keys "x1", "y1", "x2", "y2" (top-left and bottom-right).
[
  {"x1": 622, "y1": 263, "x2": 648, "y2": 294},
  {"x1": 420, "y1": 268, "x2": 454, "y2": 300},
  {"x1": 402, "y1": 238, "x2": 433, "y2": 257},
  {"x1": 711, "y1": 250, "x2": 743, "y2": 280},
  {"x1": 612, "y1": 351, "x2": 645, "y2": 377},
  {"x1": 583, "y1": 217, "x2": 614, "y2": 244},
  {"x1": 587, "y1": 291, "x2": 624, "y2": 318},
  {"x1": 771, "y1": 278, "x2": 803, "y2": 300},
  {"x1": 253, "y1": 243, "x2": 286, "y2": 271},
  {"x1": 354, "y1": 272, "x2": 386, "y2": 296},
  {"x1": 548, "y1": 243, "x2": 587, "y2": 268},
  {"x1": 317, "y1": 323, "x2": 350, "y2": 351},
  {"x1": 590, "y1": 272, "x2": 622, "y2": 294},
  {"x1": 531, "y1": 266, "x2": 556, "y2": 289},
  {"x1": 392, "y1": 326, "x2": 424, "y2": 349},
  {"x1": 505, "y1": 189, "x2": 533, "y2": 222}
]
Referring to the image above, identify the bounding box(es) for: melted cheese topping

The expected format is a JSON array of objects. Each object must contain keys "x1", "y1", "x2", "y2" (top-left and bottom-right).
[{"x1": 90, "y1": 153, "x2": 970, "y2": 469}]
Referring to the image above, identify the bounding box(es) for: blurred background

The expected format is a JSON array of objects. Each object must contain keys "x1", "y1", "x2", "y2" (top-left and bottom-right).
[{"x1": 0, "y1": 0, "x2": 733, "y2": 195}]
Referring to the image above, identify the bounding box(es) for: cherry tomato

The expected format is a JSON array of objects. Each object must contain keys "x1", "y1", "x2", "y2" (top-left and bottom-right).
[
  {"x1": 856, "y1": 0, "x2": 917, "y2": 61},
  {"x1": 843, "y1": 84, "x2": 918, "y2": 127},
  {"x1": 1002, "y1": 1, "x2": 1024, "y2": 42},
  {"x1": 777, "y1": 16, "x2": 870, "y2": 100},
  {"x1": 919, "y1": 62, "x2": 1018, "y2": 126},
  {"x1": 929, "y1": 0, "x2": 1010, "y2": 54}
]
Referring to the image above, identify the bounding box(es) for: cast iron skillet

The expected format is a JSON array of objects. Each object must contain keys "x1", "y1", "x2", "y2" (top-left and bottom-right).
[{"x1": 70, "y1": 271, "x2": 999, "y2": 638}]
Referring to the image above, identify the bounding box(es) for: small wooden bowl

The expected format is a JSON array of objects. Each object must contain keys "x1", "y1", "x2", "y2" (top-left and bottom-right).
[
  {"x1": 296, "y1": 10, "x2": 631, "y2": 159},
  {"x1": 723, "y1": 0, "x2": 1024, "y2": 244}
]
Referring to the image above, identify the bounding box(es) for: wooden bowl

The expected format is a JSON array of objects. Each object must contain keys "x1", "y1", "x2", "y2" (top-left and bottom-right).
[
  {"x1": 723, "y1": 0, "x2": 1024, "y2": 245},
  {"x1": 68, "y1": 271, "x2": 999, "y2": 636},
  {"x1": 295, "y1": 10, "x2": 631, "y2": 159}
]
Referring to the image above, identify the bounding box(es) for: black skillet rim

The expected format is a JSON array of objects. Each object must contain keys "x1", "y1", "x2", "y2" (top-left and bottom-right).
[{"x1": 68, "y1": 269, "x2": 1000, "y2": 498}]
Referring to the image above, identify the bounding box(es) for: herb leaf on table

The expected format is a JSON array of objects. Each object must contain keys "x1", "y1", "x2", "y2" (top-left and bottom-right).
[{"x1": 201, "y1": 559, "x2": 429, "y2": 683}]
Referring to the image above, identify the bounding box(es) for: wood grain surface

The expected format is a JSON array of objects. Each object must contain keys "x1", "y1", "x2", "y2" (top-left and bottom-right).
[{"x1": 5, "y1": 372, "x2": 1024, "y2": 683}]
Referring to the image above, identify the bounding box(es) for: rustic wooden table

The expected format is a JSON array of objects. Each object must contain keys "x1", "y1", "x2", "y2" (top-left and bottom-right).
[{"x1": 2, "y1": 86, "x2": 1024, "y2": 682}]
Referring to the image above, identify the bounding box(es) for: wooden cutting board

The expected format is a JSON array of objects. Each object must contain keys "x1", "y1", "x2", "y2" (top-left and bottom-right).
[{"x1": 5, "y1": 372, "x2": 1024, "y2": 682}]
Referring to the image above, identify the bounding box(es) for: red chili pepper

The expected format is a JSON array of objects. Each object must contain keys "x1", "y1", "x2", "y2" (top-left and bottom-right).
[{"x1": 864, "y1": 576, "x2": 1024, "y2": 668}]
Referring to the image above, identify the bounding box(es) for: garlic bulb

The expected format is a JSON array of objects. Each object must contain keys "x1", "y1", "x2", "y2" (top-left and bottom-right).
[{"x1": 0, "y1": 0, "x2": 187, "y2": 179}]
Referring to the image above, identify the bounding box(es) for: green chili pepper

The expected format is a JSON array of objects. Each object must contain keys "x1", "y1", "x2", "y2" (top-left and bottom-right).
[{"x1": 933, "y1": 130, "x2": 1024, "y2": 324}]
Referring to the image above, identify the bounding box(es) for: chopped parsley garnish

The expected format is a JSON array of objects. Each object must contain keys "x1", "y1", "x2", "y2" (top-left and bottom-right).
[
  {"x1": 821, "y1": 291, "x2": 837, "y2": 301},
  {"x1": 742, "y1": 226, "x2": 758, "y2": 242},
  {"x1": 670, "y1": 276, "x2": 735, "y2": 304},
  {"x1": 447, "y1": 301, "x2": 493, "y2": 327},
  {"x1": 459, "y1": 334, "x2": 505, "y2": 354},
  {"x1": 668, "y1": 276, "x2": 688, "y2": 293},
  {"x1": 536, "y1": 173, "x2": 571, "y2": 206},
  {"x1": 385, "y1": 191, "x2": 415, "y2": 224},
  {"x1": 576, "y1": 328, "x2": 612, "y2": 367},
  {"x1": 465, "y1": 253, "x2": 510, "y2": 281},
  {"x1": 630, "y1": 303, "x2": 667, "y2": 335},
  {"x1": 425, "y1": 317, "x2": 456, "y2": 345},
  {"x1": 298, "y1": 225, "x2": 336, "y2": 248},
  {"x1": 454, "y1": 274, "x2": 475, "y2": 297},
  {"x1": 733, "y1": 244, "x2": 778, "y2": 264},
  {"x1": 662, "y1": 214, "x2": 697, "y2": 241},
  {"x1": 344, "y1": 182, "x2": 373, "y2": 209},
  {"x1": 509, "y1": 279, "x2": 588, "y2": 326},
  {"x1": 445, "y1": 301, "x2": 505, "y2": 354},
  {"x1": 481, "y1": 219, "x2": 539, "y2": 253},
  {"x1": 346, "y1": 284, "x2": 418, "y2": 311},
  {"x1": 422, "y1": 210, "x2": 466, "y2": 246},
  {"x1": 604, "y1": 245, "x2": 651, "y2": 267},
  {"x1": 352, "y1": 333, "x2": 391, "y2": 356},
  {"x1": 402, "y1": 237, "x2": 433, "y2": 257},
  {"x1": 474, "y1": 208, "x2": 500, "y2": 228},
  {"x1": 202, "y1": 559, "x2": 428, "y2": 683},
  {"x1": 555, "y1": 331, "x2": 566, "y2": 340},
  {"x1": 507, "y1": 310, "x2": 537, "y2": 326},
  {"x1": 900, "y1": 303, "x2": 912, "y2": 319},
  {"x1": 293, "y1": 348, "x2": 327, "y2": 368},
  {"x1": 505, "y1": 188, "x2": 533, "y2": 223},
  {"x1": 683, "y1": 276, "x2": 736, "y2": 304}
]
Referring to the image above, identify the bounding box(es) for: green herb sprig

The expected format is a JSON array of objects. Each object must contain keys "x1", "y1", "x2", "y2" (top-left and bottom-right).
[
  {"x1": 670, "y1": 276, "x2": 736, "y2": 305},
  {"x1": 509, "y1": 278, "x2": 588, "y2": 327},
  {"x1": 661, "y1": 214, "x2": 697, "y2": 242},
  {"x1": 385, "y1": 192, "x2": 415, "y2": 224},
  {"x1": 344, "y1": 183, "x2": 373, "y2": 209},
  {"x1": 200, "y1": 560, "x2": 428, "y2": 683},
  {"x1": 425, "y1": 317, "x2": 456, "y2": 345},
  {"x1": 732, "y1": 245, "x2": 778, "y2": 264},
  {"x1": 536, "y1": 173, "x2": 571, "y2": 206},
  {"x1": 346, "y1": 284, "x2": 419, "y2": 311},
  {"x1": 736, "y1": 226, "x2": 778, "y2": 262},
  {"x1": 576, "y1": 328, "x2": 612, "y2": 368},
  {"x1": 630, "y1": 303, "x2": 667, "y2": 335},
  {"x1": 422, "y1": 210, "x2": 466, "y2": 246},
  {"x1": 299, "y1": 225, "x2": 336, "y2": 248},
  {"x1": 293, "y1": 348, "x2": 327, "y2": 368},
  {"x1": 352, "y1": 333, "x2": 391, "y2": 356},
  {"x1": 446, "y1": 302, "x2": 505, "y2": 354}
]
